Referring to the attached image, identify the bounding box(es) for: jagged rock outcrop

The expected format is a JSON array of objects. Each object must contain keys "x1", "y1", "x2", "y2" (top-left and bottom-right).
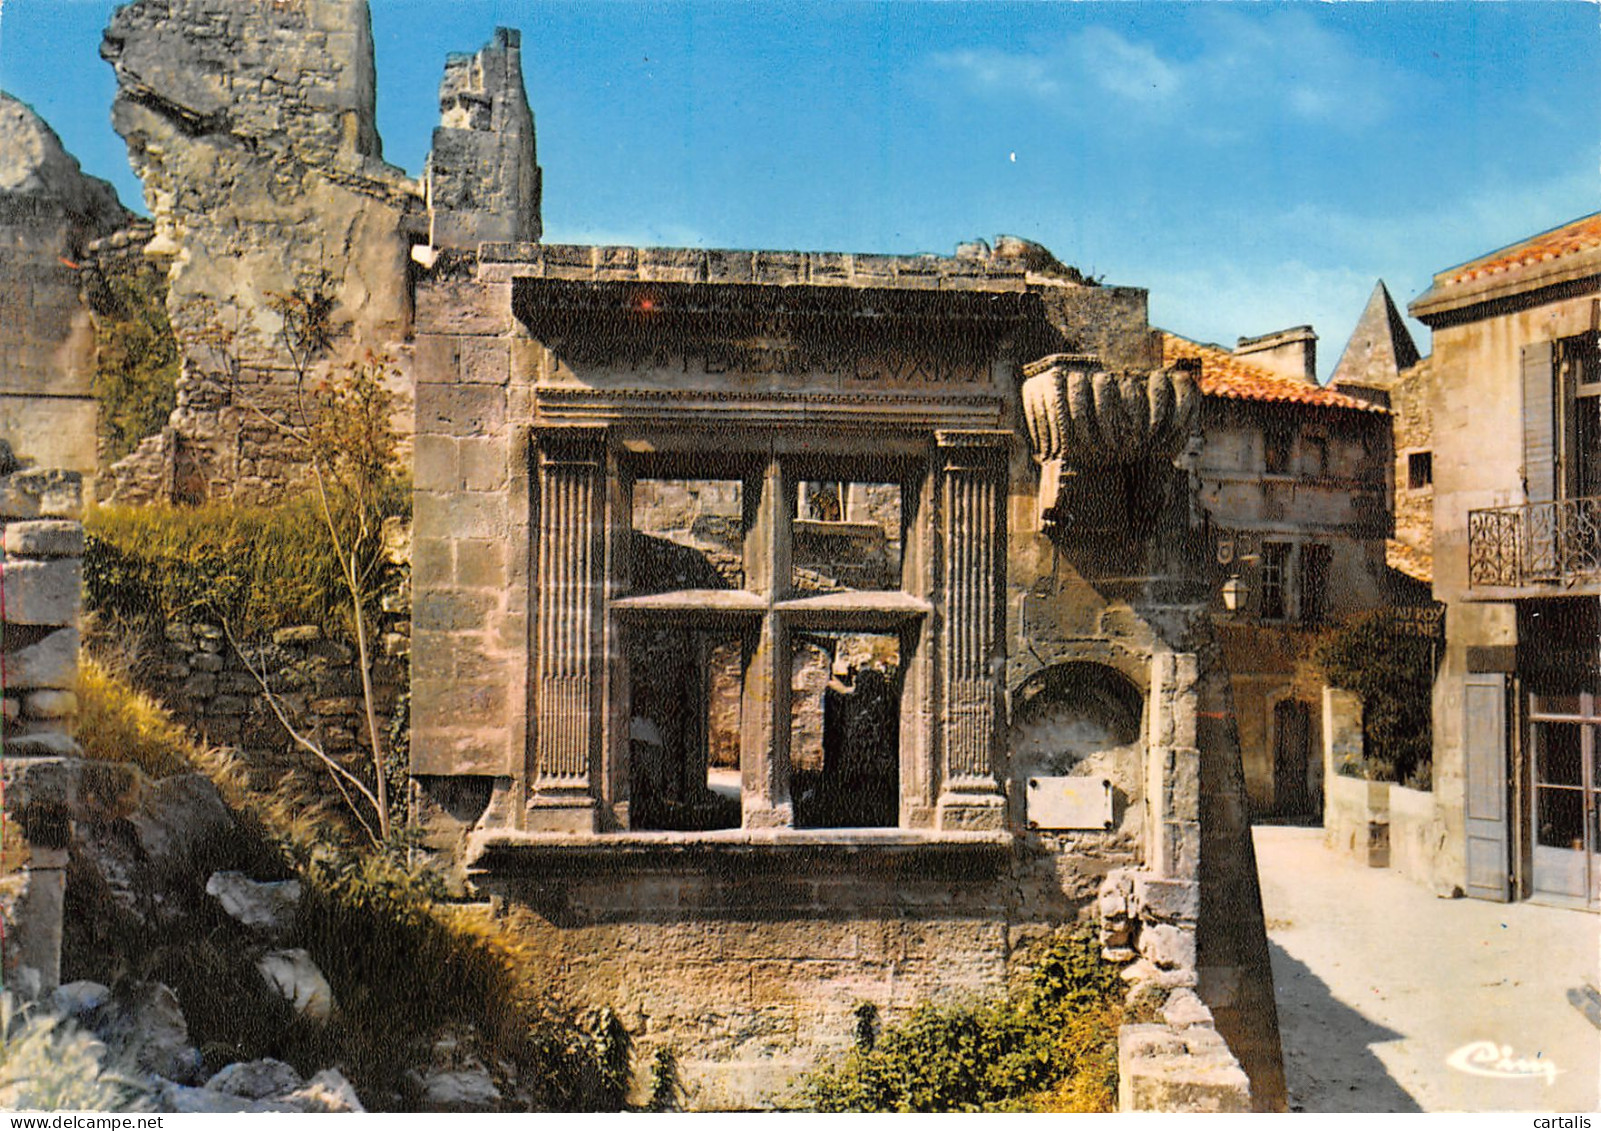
[
  {"x1": 101, "y1": 0, "x2": 417, "y2": 351},
  {"x1": 0, "y1": 93, "x2": 132, "y2": 484},
  {"x1": 99, "y1": 0, "x2": 543, "y2": 504}
]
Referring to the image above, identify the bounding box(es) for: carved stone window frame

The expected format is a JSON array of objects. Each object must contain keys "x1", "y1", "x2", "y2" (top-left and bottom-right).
[{"x1": 524, "y1": 425, "x2": 1009, "y2": 837}]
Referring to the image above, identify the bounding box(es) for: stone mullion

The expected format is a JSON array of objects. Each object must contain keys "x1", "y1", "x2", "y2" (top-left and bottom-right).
[
  {"x1": 529, "y1": 432, "x2": 606, "y2": 829},
  {"x1": 936, "y1": 432, "x2": 1007, "y2": 828},
  {"x1": 740, "y1": 455, "x2": 793, "y2": 828}
]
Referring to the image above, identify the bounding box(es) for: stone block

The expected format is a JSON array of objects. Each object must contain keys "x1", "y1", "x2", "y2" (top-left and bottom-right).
[
  {"x1": 22, "y1": 690, "x2": 77, "y2": 720},
  {"x1": 1133, "y1": 876, "x2": 1200, "y2": 924},
  {"x1": 459, "y1": 438, "x2": 505, "y2": 492},
  {"x1": 412, "y1": 537, "x2": 453, "y2": 589},
  {"x1": 1161, "y1": 988, "x2": 1214, "y2": 1030},
  {"x1": 1139, "y1": 923, "x2": 1197, "y2": 972},
  {"x1": 459, "y1": 339, "x2": 510, "y2": 385},
  {"x1": 413, "y1": 434, "x2": 460, "y2": 491},
  {"x1": 5, "y1": 626, "x2": 78, "y2": 689},
  {"x1": 414, "y1": 490, "x2": 504, "y2": 540},
  {"x1": 1118, "y1": 1024, "x2": 1251, "y2": 1113},
  {"x1": 414, "y1": 277, "x2": 510, "y2": 337},
  {"x1": 0, "y1": 558, "x2": 80, "y2": 624},
  {"x1": 455, "y1": 539, "x2": 506, "y2": 589},
  {"x1": 3, "y1": 520, "x2": 84, "y2": 559},
  {"x1": 272, "y1": 625, "x2": 323, "y2": 645},
  {"x1": 417, "y1": 383, "x2": 506, "y2": 439},
  {"x1": 192, "y1": 652, "x2": 224, "y2": 673}
]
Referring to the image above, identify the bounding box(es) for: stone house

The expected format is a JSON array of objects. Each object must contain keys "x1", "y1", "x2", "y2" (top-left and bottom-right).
[
  {"x1": 1406, "y1": 209, "x2": 1601, "y2": 909},
  {"x1": 1161, "y1": 330, "x2": 1396, "y2": 818},
  {"x1": 404, "y1": 237, "x2": 1283, "y2": 1108},
  {"x1": 1329, "y1": 280, "x2": 1434, "y2": 590}
]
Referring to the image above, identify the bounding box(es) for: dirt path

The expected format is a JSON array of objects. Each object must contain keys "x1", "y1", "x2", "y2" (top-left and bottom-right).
[{"x1": 1253, "y1": 825, "x2": 1600, "y2": 1113}]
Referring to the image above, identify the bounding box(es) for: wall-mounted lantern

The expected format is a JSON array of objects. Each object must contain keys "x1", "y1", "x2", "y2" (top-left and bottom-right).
[{"x1": 1221, "y1": 574, "x2": 1248, "y2": 613}]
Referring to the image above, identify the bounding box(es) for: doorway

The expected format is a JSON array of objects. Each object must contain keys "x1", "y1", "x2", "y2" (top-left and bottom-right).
[
  {"x1": 1527, "y1": 691, "x2": 1601, "y2": 908},
  {"x1": 1273, "y1": 699, "x2": 1314, "y2": 817}
]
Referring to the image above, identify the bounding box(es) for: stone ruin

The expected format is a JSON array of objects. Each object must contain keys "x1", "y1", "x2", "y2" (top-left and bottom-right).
[
  {"x1": 97, "y1": 0, "x2": 541, "y2": 505},
  {"x1": 0, "y1": 94, "x2": 133, "y2": 494},
  {"x1": 0, "y1": 442, "x2": 87, "y2": 995},
  {"x1": 0, "y1": 0, "x2": 1286, "y2": 1111},
  {"x1": 405, "y1": 238, "x2": 1281, "y2": 1109}
]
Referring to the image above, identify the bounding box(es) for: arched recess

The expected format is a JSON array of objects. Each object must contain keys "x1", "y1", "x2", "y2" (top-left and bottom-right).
[{"x1": 1007, "y1": 660, "x2": 1148, "y2": 840}]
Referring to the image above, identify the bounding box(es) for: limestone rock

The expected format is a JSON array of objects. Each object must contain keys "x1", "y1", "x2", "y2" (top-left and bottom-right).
[
  {"x1": 287, "y1": 1068, "x2": 365, "y2": 1113},
  {"x1": 205, "y1": 1057, "x2": 303, "y2": 1100},
  {"x1": 48, "y1": 979, "x2": 111, "y2": 1024},
  {"x1": 3, "y1": 519, "x2": 86, "y2": 558},
  {"x1": 205, "y1": 871, "x2": 302, "y2": 940},
  {"x1": 0, "y1": 95, "x2": 128, "y2": 483},
  {"x1": 256, "y1": 948, "x2": 337, "y2": 1021},
  {"x1": 0, "y1": 92, "x2": 127, "y2": 232},
  {"x1": 157, "y1": 1082, "x2": 299, "y2": 1114},
  {"x1": 417, "y1": 1068, "x2": 501, "y2": 1112},
  {"x1": 93, "y1": 981, "x2": 205, "y2": 1085}
]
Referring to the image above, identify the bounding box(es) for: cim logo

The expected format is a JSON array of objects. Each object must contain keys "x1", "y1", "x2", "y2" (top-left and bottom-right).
[{"x1": 1446, "y1": 1040, "x2": 1560, "y2": 1085}]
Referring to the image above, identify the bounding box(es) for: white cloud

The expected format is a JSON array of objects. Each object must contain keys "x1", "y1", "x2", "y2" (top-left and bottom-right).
[{"x1": 932, "y1": 8, "x2": 1401, "y2": 137}]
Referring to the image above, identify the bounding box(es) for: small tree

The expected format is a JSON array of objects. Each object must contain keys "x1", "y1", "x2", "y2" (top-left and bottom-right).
[{"x1": 176, "y1": 276, "x2": 408, "y2": 847}]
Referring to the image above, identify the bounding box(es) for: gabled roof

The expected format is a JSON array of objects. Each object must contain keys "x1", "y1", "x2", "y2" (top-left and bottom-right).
[
  {"x1": 1441, "y1": 211, "x2": 1601, "y2": 286},
  {"x1": 1411, "y1": 210, "x2": 1601, "y2": 322},
  {"x1": 1160, "y1": 332, "x2": 1389, "y2": 414},
  {"x1": 1330, "y1": 280, "x2": 1420, "y2": 388}
]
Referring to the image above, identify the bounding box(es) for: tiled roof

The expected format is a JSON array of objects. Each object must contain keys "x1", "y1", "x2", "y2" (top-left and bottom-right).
[
  {"x1": 1441, "y1": 211, "x2": 1601, "y2": 286},
  {"x1": 1386, "y1": 539, "x2": 1433, "y2": 585},
  {"x1": 1160, "y1": 332, "x2": 1389, "y2": 414}
]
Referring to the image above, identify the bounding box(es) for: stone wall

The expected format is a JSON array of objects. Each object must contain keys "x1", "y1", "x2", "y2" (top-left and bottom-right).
[
  {"x1": 404, "y1": 241, "x2": 1281, "y2": 1109},
  {"x1": 0, "y1": 93, "x2": 133, "y2": 494},
  {"x1": 136, "y1": 620, "x2": 407, "y2": 799},
  {"x1": 1390, "y1": 355, "x2": 1435, "y2": 570},
  {"x1": 0, "y1": 452, "x2": 86, "y2": 995}
]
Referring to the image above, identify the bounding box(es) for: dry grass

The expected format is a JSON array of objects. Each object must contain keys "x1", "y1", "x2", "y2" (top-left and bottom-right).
[{"x1": 75, "y1": 656, "x2": 204, "y2": 779}]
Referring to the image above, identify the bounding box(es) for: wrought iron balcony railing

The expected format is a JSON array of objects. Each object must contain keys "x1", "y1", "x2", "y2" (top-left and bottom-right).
[{"x1": 1468, "y1": 495, "x2": 1601, "y2": 590}]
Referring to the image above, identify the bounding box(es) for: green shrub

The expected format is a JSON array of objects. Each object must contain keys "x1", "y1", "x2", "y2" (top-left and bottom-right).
[
  {"x1": 799, "y1": 929, "x2": 1124, "y2": 1113},
  {"x1": 1316, "y1": 611, "x2": 1436, "y2": 784},
  {"x1": 92, "y1": 261, "x2": 180, "y2": 465},
  {"x1": 84, "y1": 488, "x2": 406, "y2": 642}
]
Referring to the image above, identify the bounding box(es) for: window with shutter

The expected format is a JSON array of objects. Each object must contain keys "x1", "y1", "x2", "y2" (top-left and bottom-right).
[{"x1": 1522, "y1": 340, "x2": 1557, "y2": 504}]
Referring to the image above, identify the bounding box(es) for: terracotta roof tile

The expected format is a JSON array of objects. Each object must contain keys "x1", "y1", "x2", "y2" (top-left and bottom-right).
[
  {"x1": 1160, "y1": 332, "x2": 1388, "y2": 414},
  {"x1": 1442, "y1": 211, "x2": 1601, "y2": 286}
]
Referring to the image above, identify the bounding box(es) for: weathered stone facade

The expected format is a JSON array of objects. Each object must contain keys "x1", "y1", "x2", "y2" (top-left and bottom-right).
[
  {"x1": 0, "y1": 450, "x2": 86, "y2": 995},
  {"x1": 99, "y1": 1, "x2": 540, "y2": 506},
  {"x1": 1407, "y1": 211, "x2": 1601, "y2": 908},
  {"x1": 406, "y1": 239, "x2": 1281, "y2": 1108},
  {"x1": 1167, "y1": 332, "x2": 1397, "y2": 817},
  {"x1": 0, "y1": 94, "x2": 132, "y2": 492}
]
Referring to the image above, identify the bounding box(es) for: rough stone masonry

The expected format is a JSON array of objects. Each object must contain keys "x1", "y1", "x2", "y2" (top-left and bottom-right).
[
  {"x1": 100, "y1": 0, "x2": 540, "y2": 505},
  {"x1": 0, "y1": 443, "x2": 87, "y2": 995}
]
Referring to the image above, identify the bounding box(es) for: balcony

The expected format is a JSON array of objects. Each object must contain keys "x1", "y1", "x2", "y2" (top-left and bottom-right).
[{"x1": 1467, "y1": 495, "x2": 1601, "y2": 597}]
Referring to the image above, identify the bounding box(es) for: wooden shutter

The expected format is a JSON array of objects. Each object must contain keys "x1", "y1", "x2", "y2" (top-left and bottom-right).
[
  {"x1": 1522, "y1": 340, "x2": 1557, "y2": 503},
  {"x1": 1463, "y1": 673, "x2": 1511, "y2": 902}
]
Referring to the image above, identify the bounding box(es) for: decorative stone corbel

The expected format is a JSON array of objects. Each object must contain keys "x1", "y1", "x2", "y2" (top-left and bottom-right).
[{"x1": 1020, "y1": 354, "x2": 1197, "y2": 532}]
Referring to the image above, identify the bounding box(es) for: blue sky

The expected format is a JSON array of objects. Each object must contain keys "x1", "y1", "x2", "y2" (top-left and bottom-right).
[{"x1": 2, "y1": 1, "x2": 1597, "y2": 378}]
